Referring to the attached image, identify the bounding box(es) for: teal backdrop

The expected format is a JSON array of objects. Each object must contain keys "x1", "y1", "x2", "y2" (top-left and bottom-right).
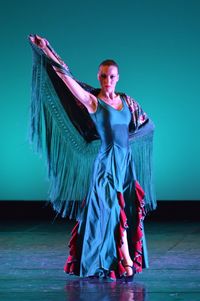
[{"x1": 0, "y1": 0, "x2": 200, "y2": 201}]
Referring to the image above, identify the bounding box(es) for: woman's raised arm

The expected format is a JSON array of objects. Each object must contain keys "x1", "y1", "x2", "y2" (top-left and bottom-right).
[{"x1": 30, "y1": 35, "x2": 97, "y2": 113}]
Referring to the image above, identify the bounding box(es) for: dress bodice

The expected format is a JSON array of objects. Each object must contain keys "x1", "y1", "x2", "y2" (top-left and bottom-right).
[{"x1": 89, "y1": 96, "x2": 131, "y2": 149}]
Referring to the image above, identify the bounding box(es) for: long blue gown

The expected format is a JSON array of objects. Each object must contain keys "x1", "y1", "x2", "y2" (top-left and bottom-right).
[
  {"x1": 64, "y1": 96, "x2": 148, "y2": 279},
  {"x1": 28, "y1": 36, "x2": 156, "y2": 281}
]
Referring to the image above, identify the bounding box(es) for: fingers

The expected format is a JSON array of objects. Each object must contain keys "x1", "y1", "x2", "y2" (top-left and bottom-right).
[
  {"x1": 29, "y1": 34, "x2": 39, "y2": 44},
  {"x1": 35, "y1": 35, "x2": 43, "y2": 45},
  {"x1": 29, "y1": 34, "x2": 47, "y2": 49}
]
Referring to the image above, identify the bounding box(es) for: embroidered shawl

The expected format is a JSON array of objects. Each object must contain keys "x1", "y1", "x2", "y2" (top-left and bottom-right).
[{"x1": 28, "y1": 35, "x2": 156, "y2": 218}]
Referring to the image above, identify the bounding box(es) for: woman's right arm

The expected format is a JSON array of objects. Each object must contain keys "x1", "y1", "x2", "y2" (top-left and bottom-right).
[{"x1": 30, "y1": 35, "x2": 97, "y2": 113}]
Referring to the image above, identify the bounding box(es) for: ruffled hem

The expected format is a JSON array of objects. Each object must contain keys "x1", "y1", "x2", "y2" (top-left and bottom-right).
[
  {"x1": 64, "y1": 180, "x2": 145, "y2": 278},
  {"x1": 64, "y1": 222, "x2": 80, "y2": 275},
  {"x1": 133, "y1": 181, "x2": 146, "y2": 272}
]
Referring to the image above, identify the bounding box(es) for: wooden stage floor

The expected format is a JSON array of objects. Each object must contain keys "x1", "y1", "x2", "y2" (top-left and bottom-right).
[{"x1": 0, "y1": 219, "x2": 199, "y2": 301}]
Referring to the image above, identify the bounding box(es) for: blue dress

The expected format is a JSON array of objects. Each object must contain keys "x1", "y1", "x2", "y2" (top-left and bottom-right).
[
  {"x1": 64, "y1": 96, "x2": 148, "y2": 279},
  {"x1": 28, "y1": 37, "x2": 156, "y2": 280}
]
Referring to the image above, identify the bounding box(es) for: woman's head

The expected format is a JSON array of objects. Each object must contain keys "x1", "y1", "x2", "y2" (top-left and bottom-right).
[
  {"x1": 97, "y1": 59, "x2": 119, "y2": 93},
  {"x1": 98, "y1": 59, "x2": 119, "y2": 73}
]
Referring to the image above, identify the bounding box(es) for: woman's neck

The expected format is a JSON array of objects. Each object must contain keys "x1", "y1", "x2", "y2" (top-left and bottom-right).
[{"x1": 98, "y1": 90, "x2": 117, "y2": 102}]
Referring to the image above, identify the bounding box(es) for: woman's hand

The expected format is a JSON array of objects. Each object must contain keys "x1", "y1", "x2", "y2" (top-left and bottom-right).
[
  {"x1": 29, "y1": 34, "x2": 63, "y2": 65},
  {"x1": 29, "y1": 34, "x2": 49, "y2": 50}
]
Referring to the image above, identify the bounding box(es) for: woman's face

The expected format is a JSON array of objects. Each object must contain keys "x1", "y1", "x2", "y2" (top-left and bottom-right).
[{"x1": 98, "y1": 65, "x2": 119, "y2": 93}]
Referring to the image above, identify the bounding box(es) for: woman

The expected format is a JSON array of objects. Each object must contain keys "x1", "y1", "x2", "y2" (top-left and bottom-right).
[{"x1": 29, "y1": 34, "x2": 156, "y2": 281}]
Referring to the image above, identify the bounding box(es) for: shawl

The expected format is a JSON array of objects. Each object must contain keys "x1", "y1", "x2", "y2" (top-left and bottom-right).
[{"x1": 28, "y1": 35, "x2": 156, "y2": 219}]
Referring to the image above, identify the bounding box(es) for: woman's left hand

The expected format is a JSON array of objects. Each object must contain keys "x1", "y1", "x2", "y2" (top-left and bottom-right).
[{"x1": 29, "y1": 34, "x2": 49, "y2": 50}]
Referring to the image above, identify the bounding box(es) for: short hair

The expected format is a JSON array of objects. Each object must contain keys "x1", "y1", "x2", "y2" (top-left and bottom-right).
[{"x1": 98, "y1": 59, "x2": 119, "y2": 72}]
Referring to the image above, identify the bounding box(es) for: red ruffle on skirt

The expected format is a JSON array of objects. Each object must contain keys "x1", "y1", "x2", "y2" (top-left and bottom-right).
[
  {"x1": 64, "y1": 180, "x2": 146, "y2": 278},
  {"x1": 132, "y1": 181, "x2": 146, "y2": 272},
  {"x1": 64, "y1": 221, "x2": 80, "y2": 275}
]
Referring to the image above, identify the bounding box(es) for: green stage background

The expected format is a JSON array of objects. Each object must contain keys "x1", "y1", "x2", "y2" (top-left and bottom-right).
[{"x1": 0, "y1": 0, "x2": 200, "y2": 201}]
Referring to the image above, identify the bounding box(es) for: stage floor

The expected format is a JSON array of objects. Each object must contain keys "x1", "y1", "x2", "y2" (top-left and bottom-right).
[{"x1": 0, "y1": 219, "x2": 199, "y2": 301}]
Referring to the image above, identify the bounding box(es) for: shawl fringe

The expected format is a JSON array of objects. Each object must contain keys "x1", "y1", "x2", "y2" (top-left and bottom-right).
[{"x1": 28, "y1": 35, "x2": 156, "y2": 218}]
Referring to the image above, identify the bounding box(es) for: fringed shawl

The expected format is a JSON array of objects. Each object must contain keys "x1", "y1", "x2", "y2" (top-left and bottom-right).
[{"x1": 28, "y1": 35, "x2": 156, "y2": 218}]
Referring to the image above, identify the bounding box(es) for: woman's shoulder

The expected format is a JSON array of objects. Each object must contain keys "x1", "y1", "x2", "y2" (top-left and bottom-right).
[{"x1": 118, "y1": 92, "x2": 138, "y2": 106}]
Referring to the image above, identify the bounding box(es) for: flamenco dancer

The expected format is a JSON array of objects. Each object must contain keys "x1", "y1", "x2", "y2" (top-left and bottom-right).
[{"x1": 28, "y1": 34, "x2": 156, "y2": 282}]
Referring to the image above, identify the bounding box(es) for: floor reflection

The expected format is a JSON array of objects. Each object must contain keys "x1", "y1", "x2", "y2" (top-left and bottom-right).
[{"x1": 64, "y1": 277, "x2": 147, "y2": 301}]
